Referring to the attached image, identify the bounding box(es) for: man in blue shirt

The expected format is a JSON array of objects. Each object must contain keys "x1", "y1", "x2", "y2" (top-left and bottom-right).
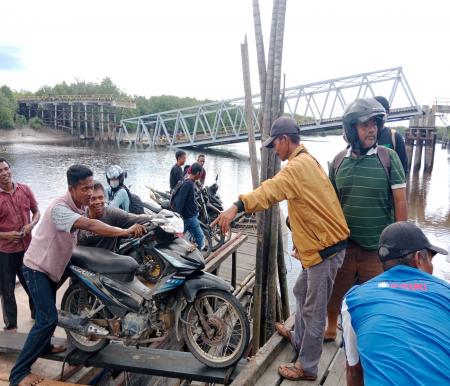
[{"x1": 342, "y1": 221, "x2": 449, "y2": 386}]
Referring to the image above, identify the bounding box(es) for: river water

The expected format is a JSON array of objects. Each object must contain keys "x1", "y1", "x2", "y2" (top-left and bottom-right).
[{"x1": 3, "y1": 136, "x2": 450, "y2": 288}]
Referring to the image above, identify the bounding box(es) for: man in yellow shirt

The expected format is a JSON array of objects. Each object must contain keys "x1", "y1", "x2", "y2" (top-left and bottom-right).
[{"x1": 213, "y1": 117, "x2": 349, "y2": 381}]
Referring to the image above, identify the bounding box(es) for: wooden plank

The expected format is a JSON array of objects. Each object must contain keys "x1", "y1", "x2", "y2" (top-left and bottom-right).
[
  {"x1": 230, "y1": 315, "x2": 295, "y2": 386},
  {"x1": 280, "y1": 334, "x2": 341, "y2": 386},
  {"x1": 0, "y1": 332, "x2": 245, "y2": 384},
  {"x1": 0, "y1": 372, "x2": 84, "y2": 386},
  {"x1": 256, "y1": 342, "x2": 296, "y2": 386},
  {"x1": 323, "y1": 348, "x2": 346, "y2": 386}
]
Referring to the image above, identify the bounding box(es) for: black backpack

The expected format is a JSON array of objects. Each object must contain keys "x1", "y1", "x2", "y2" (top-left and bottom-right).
[
  {"x1": 122, "y1": 186, "x2": 145, "y2": 214},
  {"x1": 169, "y1": 180, "x2": 185, "y2": 213}
]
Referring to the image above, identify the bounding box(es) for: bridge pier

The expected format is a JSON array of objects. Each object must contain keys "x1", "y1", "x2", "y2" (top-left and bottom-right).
[{"x1": 407, "y1": 105, "x2": 437, "y2": 173}]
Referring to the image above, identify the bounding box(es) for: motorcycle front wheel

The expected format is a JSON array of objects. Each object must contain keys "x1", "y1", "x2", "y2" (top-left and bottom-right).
[
  {"x1": 61, "y1": 283, "x2": 110, "y2": 352},
  {"x1": 182, "y1": 289, "x2": 250, "y2": 368}
]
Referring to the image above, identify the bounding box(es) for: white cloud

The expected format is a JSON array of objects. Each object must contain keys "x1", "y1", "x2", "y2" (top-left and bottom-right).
[{"x1": 0, "y1": 0, "x2": 449, "y2": 105}]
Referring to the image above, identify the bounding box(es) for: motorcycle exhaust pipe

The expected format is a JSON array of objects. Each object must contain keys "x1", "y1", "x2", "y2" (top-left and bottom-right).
[{"x1": 58, "y1": 310, "x2": 109, "y2": 337}]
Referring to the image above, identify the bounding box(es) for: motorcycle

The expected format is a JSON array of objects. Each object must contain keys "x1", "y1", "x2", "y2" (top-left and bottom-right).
[
  {"x1": 144, "y1": 187, "x2": 217, "y2": 257},
  {"x1": 59, "y1": 210, "x2": 250, "y2": 368}
]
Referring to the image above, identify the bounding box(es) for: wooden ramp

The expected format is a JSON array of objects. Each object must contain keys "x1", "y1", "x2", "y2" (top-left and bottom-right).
[{"x1": 230, "y1": 316, "x2": 345, "y2": 386}]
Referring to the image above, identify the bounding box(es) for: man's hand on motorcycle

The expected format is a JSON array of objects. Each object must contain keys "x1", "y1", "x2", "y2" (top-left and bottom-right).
[
  {"x1": 127, "y1": 223, "x2": 147, "y2": 237},
  {"x1": 211, "y1": 205, "x2": 238, "y2": 234}
]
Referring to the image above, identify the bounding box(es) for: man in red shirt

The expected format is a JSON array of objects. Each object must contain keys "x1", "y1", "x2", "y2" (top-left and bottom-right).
[{"x1": 0, "y1": 158, "x2": 40, "y2": 331}]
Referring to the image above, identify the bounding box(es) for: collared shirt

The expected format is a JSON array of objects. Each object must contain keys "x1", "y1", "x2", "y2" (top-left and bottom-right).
[
  {"x1": 24, "y1": 191, "x2": 84, "y2": 282},
  {"x1": 342, "y1": 266, "x2": 450, "y2": 385},
  {"x1": 330, "y1": 146, "x2": 406, "y2": 250},
  {"x1": 0, "y1": 182, "x2": 38, "y2": 253},
  {"x1": 239, "y1": 144, "x2": 349, "y2": 269}
]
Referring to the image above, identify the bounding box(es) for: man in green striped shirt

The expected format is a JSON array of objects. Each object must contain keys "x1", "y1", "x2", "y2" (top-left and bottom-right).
[{"x1": 325, "y1": 98, "x2": 407, "y2": 341}]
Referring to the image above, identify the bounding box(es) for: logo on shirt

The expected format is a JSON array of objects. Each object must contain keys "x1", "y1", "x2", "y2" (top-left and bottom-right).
[{"x1": 377, "y1": 281, "x2": 428, "y2": 291}]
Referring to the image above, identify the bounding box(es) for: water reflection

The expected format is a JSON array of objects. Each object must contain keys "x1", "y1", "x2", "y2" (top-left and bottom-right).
[{"x1": 3, "y1": 138, "x2": 449, "y2": 286}]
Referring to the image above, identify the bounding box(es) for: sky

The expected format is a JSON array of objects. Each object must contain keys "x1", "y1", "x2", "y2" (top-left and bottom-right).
[{"x1": 0, "y1": 0, "x2": 449, "y2": 108}]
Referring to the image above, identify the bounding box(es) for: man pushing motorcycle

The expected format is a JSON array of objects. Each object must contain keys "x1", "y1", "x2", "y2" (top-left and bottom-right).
[{"x1": 9, "y1": 165, "x2": 145, "y2": 386}]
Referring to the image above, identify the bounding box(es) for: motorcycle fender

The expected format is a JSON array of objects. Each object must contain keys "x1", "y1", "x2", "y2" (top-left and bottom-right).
[{"x1": 182, "y1": 272, "x2": 232, "y2": 303}]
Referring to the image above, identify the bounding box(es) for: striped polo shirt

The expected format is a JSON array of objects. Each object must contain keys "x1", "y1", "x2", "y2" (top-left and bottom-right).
[{"x1": 330, "y1": 146, "x2": 405, "y2": 250}]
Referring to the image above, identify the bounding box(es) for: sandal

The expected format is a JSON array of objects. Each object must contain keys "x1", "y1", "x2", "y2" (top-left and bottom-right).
[
  {"x1": 278, "y1": 363, "x2": 317, "y2": 381},
  {"x1": 44, "y1": 344, "x2": 66, "y2": 354},
  {"x1": 275, "y1": 322, "x2": 292, "y2": 343}
]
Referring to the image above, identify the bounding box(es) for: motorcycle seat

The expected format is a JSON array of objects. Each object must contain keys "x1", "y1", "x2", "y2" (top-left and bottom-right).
[{"x1": 71, "y1": 246, "x2": 138, "y2": 281}]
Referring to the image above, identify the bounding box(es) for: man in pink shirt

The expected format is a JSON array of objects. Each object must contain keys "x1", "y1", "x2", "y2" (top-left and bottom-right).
[
  {"x1": 0, "y1": 158, "x2": 40, "y2": 331},
  {"x1": 9, "y1": 165, "x2": 146, "y2": 386}
]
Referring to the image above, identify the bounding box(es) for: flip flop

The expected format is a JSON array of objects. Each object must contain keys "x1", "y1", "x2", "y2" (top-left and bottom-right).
[
  {"x1": 44, "y1": 344, "x2": 66, "y2": 354},
  {"x1": 275, "y1": 322, "x2": 292, "y2": 343},
  {"x1": 278, "y1": 363, "x2": 317, "y2": 381}
]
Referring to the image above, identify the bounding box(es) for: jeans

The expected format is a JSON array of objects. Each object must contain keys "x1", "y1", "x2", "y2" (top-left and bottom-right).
[
  {"x1": 9, "y1": 266, "x2": 58, "y2": 386},
  {"x1": 184, "y1": 216, "x2": 204, "y2": 250},
  {"x1": 0, "y1": 251, "x2": 35, "y2": 329},
  {"x1": 291, "y1": 249, "x2": 345, "y2": 375}
]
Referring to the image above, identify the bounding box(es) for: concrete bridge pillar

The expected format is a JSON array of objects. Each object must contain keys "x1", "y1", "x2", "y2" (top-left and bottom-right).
[
  {"x1": 54, "y1": 104, "x2": 57, "y2": 128},
  {"x1": 84, "y1": 104, "x2": 88, "y2": 138},
  {"x1": 69, "y1": 103, "x2": 74, "y2": 135},
  {"x1": 91, "y1": 105, "x2": 95, "y2": 139},
  {"x1": 100, "y1": 105, "x2": 104, "y2": 141}
]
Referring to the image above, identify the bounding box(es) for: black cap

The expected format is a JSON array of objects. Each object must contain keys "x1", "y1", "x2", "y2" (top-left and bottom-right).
[
  {"x1": 378, "y1": 222, "x2": 447, "y2": 262},
  {"x1": 262, "y1": 117, "x2": 300, "y2": 148}
]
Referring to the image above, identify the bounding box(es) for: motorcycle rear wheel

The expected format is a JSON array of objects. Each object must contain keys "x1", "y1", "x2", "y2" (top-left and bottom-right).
[
  {"x1": 61, "y1": 283, "x2": 110, "y2": 352},
  {"x1": 182, "y1": 289, "x2": 250, "y2": 368}
]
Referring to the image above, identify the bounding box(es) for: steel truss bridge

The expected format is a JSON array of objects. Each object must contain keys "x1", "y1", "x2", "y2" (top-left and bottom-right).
[{"x1": 120, "y1": 67, "x2": 421, "y2": 148}]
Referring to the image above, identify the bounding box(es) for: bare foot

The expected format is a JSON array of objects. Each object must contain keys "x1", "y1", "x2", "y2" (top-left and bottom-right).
[{"x1": 18, "y1": 373, "x2": 44, "y2": 386}]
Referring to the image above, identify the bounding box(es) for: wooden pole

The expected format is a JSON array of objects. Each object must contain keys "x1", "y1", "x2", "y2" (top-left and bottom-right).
[
  {"x1": 277, "y1": 222, "x2": 290, "y2": 320},
  {"x1": 241, "y1": 35, "x2": 260, "y2": 189},
  {"x1": 253, "y1": 0, "x2": 267, "y2": 105}
]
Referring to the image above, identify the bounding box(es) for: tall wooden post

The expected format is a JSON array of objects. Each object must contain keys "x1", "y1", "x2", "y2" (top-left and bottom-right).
[
  {"x1": 241, "y1": 35, "x2": 260, "y2": 189},
  {"x1": 252, "y1": 0, "x2": 287, "y2": 349}
]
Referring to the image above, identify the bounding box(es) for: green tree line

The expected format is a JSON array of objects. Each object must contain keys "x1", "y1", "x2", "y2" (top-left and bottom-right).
[
  {"x1": 0, "y1": 78, "x2": 211, "y2": 129},
  {"x1": 1, "y1": 78, "x2": 449, "y2": 140}
]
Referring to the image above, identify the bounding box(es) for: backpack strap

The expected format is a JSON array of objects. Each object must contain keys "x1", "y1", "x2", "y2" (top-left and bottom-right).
[
  {"x1": 391, "y1": 129, "x2": 397, "y2": 150},
  {"x1": 330, "y1": 149, "x2": 348, "y2": 179},
  {"x1": 376, "y1": 146, "x2": 391, "y2": 180}
]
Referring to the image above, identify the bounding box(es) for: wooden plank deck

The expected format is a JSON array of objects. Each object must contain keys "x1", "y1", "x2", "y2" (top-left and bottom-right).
[{"x1": 230, "y1": 326, "x2": 344, "y2": 386}]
